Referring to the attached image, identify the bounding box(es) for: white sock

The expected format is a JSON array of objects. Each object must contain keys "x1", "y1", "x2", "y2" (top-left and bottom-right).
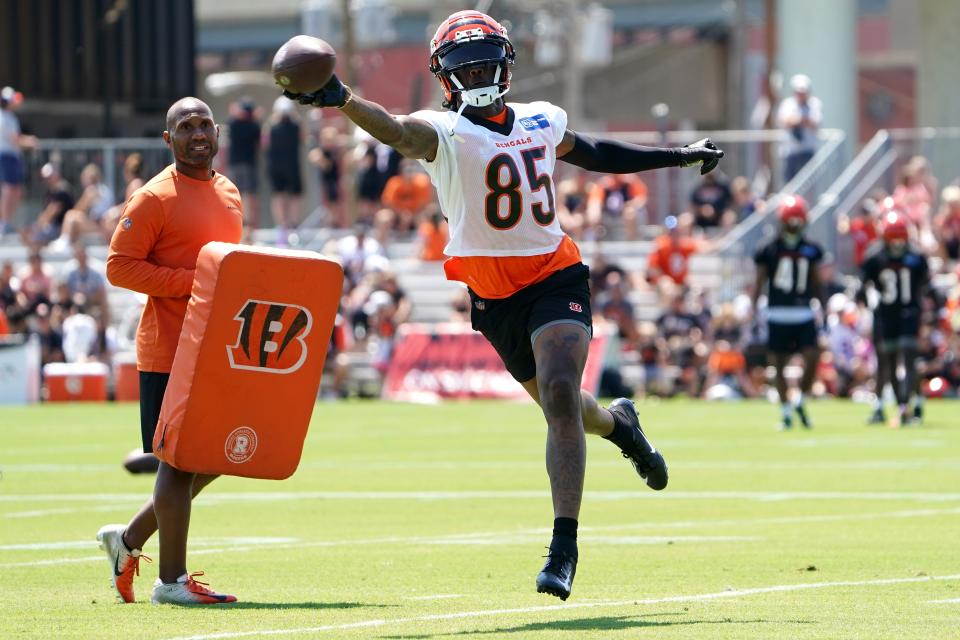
[
  {"x1": 795, "y1": 391, "x2": 805, "y2": 408},
  {"x1": 781, "y1": 403, "x2": 791, "y2": 419}
]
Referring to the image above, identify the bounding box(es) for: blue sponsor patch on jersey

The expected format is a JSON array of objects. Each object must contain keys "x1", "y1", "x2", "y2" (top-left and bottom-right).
[{"x1": 519, "y1": 114, "x2": 550, "y2": 130}]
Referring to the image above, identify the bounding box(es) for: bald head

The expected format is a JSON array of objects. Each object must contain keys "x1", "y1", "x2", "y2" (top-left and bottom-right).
[
  {"x1": 163, "y1": 97, "x2": 219, "y2": 180},
  {"x1": 166, "y1": 97, "x2": 213, "y2": 132}
]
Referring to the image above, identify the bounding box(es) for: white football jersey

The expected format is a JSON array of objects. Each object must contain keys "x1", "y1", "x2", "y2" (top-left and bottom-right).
[{"x1": 412, "y1": 101, "x2": 568, "y2": 257}]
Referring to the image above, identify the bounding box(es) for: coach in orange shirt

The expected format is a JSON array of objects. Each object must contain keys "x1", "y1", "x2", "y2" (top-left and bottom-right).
[{"x1": 96, "y1": 98, "x2": 243, "y2": 605}]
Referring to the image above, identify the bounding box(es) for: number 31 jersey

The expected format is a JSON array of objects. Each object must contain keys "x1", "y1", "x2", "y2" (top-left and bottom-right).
[
  {"x1": 412, "y1": 101, "x2": 568, "y2": 258},
  {"x1": 860, "y1": 245, "x2": 929, "y2": 317}
]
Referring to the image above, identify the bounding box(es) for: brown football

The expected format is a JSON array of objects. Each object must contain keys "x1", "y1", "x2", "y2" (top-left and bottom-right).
[{"x1": 272, "y1": 35, "x2": 337, "y2": 94}]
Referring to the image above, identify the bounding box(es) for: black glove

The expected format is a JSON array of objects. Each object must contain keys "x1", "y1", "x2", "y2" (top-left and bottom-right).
[
  {"x1": 678, "y1": 137, "x2": 724, "y2": 175},
  {"x1": 282, "y1": 74, "x2": 351, "y2": 108}
]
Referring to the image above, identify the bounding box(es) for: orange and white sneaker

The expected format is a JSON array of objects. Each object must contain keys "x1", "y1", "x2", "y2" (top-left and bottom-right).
[
  {"x1": 96, "y1": 524, "x2": 150, "y2": 603},
  {"x1": 151, "y1": 572, "x2": 237, "y2": 605}
]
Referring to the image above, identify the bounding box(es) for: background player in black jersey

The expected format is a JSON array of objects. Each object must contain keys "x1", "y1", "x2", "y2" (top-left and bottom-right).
[
  {"x1": 858, "y1": 207, "x2": 931, "y2": 427},
  {"x1": 752, "y1": 195, "x2": 824, "y2": 429}
]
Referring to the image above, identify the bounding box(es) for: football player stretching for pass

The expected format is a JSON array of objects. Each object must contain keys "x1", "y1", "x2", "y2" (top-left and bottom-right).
[
  {"x1": 282, "y1": 10, "x2": 723, "y2": 600},
  {"x1": 858, "y1": 206, "x2": 931, "y2": 427},
  {"x1": 752, "y1": 195, "x2": 824, "y2": 430}
]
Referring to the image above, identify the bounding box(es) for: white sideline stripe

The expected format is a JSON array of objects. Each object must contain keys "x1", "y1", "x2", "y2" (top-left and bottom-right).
[
  {"x1": 5, "y1": 458, "x2": 960, "y2": 473},
  {"x1": 3, "y1": 503, "x2": 140, "y2": 519},
  {"x1": 580, "y1": 507, "x2": 960, "y2": 532},
  {"x1": 0, "y1": 464, "x2": 118, "y2": 472},
  {"x1": 0, "y1": 536, "x2": 297, "y2": 551},
  {"x1": 166, "y1": 573, "x2": 960, "y2": 640},
  {"x1": 3, "y1": 505, "x2": 957, "y2": 567},
  {"x1": 0, "y1": 555, "x2": 104, "y2": 567},
  {"x1": 0, "y1": 534, "x2": 752, "y2": 567},
  {"x1": 5, "y1": 490, "x2": 960, "y2": 504},
  {"x1": 928, "y1": 598, "x2": 960, "y2": 603}
]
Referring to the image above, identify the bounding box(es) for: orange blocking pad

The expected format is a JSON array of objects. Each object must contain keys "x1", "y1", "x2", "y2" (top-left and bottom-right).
[
  {"x1": 155, "y1": 242, "x2": 343, "y2": 479},
  {"x1": 44, "y1": 362, "x2": 109, "y2": 402}
]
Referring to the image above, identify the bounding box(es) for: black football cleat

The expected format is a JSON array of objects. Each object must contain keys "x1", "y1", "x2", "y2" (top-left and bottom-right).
[
  {"x1": 866, "y1": 408, "x2": 886, "y2": 426},
  {"x1": 608, "y1": 398, "x2": 668, "y2": 490},
  {"x1": 778, "y1": 411, "x2": 793, "y2": 431},
  {"x1": 795, "y1": 403, "x2": 812, "y2": 429},
  {"x1": 913, "y1": 403, "x2": 923, "y2": 425},
  {"x1": 898, "y1": 407, "x2": 913, "y2": 428},
  {"x1": 536, "y1": 549, "x2": 577, "y2": 601}
]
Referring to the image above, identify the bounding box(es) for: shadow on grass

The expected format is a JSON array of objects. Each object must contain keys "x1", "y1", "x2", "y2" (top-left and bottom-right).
[
  {"x1": 382, "y1": 613, "x2": 812, "y2": 638},
  {"x1": 219, "y1": 601, "x2": 398, "y2": 610}
]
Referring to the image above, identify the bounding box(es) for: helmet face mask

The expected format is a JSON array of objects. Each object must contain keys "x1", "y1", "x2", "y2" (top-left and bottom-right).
[
  {"x1": 429, "y1": 12, "x2": 515, "y2": 110},
  {"x1": 887, "y1": 238, "x2": 907, "y2": 256}
]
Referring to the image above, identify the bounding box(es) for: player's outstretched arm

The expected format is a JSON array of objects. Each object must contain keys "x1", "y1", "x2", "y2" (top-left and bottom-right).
[
  {"x1": 557, "y1": 130, "x2": 723, "y2": 175},
  {"x1": 284, "y1": 76, "x2": 439, "y2": 161}
]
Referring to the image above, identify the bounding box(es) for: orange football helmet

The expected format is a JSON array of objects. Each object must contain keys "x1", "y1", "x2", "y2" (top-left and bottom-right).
[{"x1": 428, "y1": 11, "x2": 515, "y2": 110}]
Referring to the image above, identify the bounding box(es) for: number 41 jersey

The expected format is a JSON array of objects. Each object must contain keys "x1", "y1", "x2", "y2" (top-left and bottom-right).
[
  {"x1": 412, "y1": 101, "x2": 568, "y2": 258},
  {"x1": 753, "y1": 237, "x2": 824, "y2": 322}
]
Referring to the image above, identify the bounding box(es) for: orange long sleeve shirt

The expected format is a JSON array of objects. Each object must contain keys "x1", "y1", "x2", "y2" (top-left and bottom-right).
[{"x1": 107, "y1": 165, "x2": 243, "y2": 372}]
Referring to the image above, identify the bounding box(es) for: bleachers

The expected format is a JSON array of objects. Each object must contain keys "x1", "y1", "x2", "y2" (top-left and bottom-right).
[{"x1": 0, "y1": 233, "x2": 742, "y2": 332}]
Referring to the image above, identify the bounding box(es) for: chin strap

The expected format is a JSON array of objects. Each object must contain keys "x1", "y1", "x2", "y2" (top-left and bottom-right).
[{"x1": 446, "y1": 67, "x2": 507, "y2": 135}]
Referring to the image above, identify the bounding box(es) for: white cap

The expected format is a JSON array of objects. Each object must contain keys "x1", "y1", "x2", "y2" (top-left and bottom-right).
[
  {"x1": 273, "y1": 96, "x2": 295, "y2": 114},
  {"x1": 40, "y1": 162, "x2": 57, "y2": 179},
  {"x1": 790, "y1": 74, "x2": 811, "y2": 93}
]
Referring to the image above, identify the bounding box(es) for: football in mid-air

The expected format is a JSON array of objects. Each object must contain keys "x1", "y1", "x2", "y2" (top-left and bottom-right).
[{"x1": 272, "y1": 35, "x2": 337, "y2": 94}]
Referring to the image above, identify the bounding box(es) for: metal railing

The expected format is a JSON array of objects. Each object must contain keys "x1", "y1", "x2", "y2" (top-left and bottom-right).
[
  {"x1": 705, "y1": 128, "x2": 849, "y2": 301},
  {"x1": 805, "y1": 127, "x2": 960, "y2": 274},
  {"x1": 714, "y1": 128, "x2": 848, "y2": 257}
]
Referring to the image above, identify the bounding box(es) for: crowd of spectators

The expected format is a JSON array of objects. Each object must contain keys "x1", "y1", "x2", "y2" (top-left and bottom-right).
[
  {"x1": 0, "y1": 244, "x2": 114, "y2": 370},
  {"x1": 1, "y1": 92, "x2": 959, "y2": 403}
]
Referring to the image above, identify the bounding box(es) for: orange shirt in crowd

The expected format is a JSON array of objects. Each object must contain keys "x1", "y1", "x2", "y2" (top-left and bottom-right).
[
  {"x1": 587, "y1": 174, "x2": 648, "y2": 213},
  {"x1": 708, "y1": 349, "x2": 745, "y2": 375},
  {"x1": 418, "y1": 220, "x2": 448, "y2": 262},
  {"x1": 381, "y1": 174, "x2": 433, "y2": 214},
  {"x1": 647, "y1": 236, "x2": 700, "y2": 285},
  {"x1": 0, "y1": 307, "x2": 9, "y2": 336},
  {"x1": 107, "y1": 165, "x2": 244, "y2": 372}
]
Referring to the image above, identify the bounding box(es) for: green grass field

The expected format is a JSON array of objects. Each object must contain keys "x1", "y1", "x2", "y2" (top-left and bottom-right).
[{"x1": 1, "y1": 399, "x2": 959, "y2": 639}]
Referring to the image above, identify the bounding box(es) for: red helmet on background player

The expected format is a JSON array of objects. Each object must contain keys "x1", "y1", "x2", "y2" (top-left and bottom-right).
[
  {"x1": 778, "y1": 194, "x2": 808, "y2": 239},
  {"x1": 428, "y1": 11, "x2": 515, "y2": 110},
  {"x1": 881, "y1": 209, "x2": 909, "y2": 241}
]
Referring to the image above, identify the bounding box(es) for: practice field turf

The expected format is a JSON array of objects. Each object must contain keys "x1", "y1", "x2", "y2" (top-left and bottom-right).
[{"x1": 1, "y1": 399, "x2": 959, "y2": 639}]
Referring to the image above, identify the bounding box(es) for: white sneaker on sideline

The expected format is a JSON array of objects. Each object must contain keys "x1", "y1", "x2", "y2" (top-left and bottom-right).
[
  {"x1": 151, "y1": 572, "x2": 237, "y2": 605},
  {"x1": 96, "y1": 524, "x2": 149, "y2": 603}
]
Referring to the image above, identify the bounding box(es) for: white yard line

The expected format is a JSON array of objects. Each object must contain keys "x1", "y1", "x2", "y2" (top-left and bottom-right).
[
  {"x1": 4, "y1": 489, "x2": 960, "y2": 505},
  {"x1": 0, "y1": 536, "x2": 297, "y2": 551},
  {"x1": 0, "y1": 464, "x2": 119, "y2": 472},
  {"x1": 3, "y1": 506, "x2": 958, "y2": 567},
  {"x1": 927, "y1": 598, "x2": 960, "y2": 603},
  {"x1": 6, "y1": 459, "x2": 958, "y2": 473},
  {"x1": 164, "y1": 573, "x2": 960, "y2": 640}
]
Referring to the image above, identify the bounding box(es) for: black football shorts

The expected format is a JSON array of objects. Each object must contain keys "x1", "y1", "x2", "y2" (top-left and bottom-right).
[
  {"x1": 873, "y1": 309, "x2": 920, "y2": 353},
  {"x1": 469, "y1": 263, "x2": 593, "y2": 383},
  {"x1": 768, "y1": 319, "x2": 818, "y2": 355},
  {"x1": 139, "y1": 371, "x2": 170, "y2": 453}
]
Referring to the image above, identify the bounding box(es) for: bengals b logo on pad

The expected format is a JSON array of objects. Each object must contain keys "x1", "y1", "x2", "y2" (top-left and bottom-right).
[{"x1": 227, "y1": 299, "x2": 313, "y2": 374}]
